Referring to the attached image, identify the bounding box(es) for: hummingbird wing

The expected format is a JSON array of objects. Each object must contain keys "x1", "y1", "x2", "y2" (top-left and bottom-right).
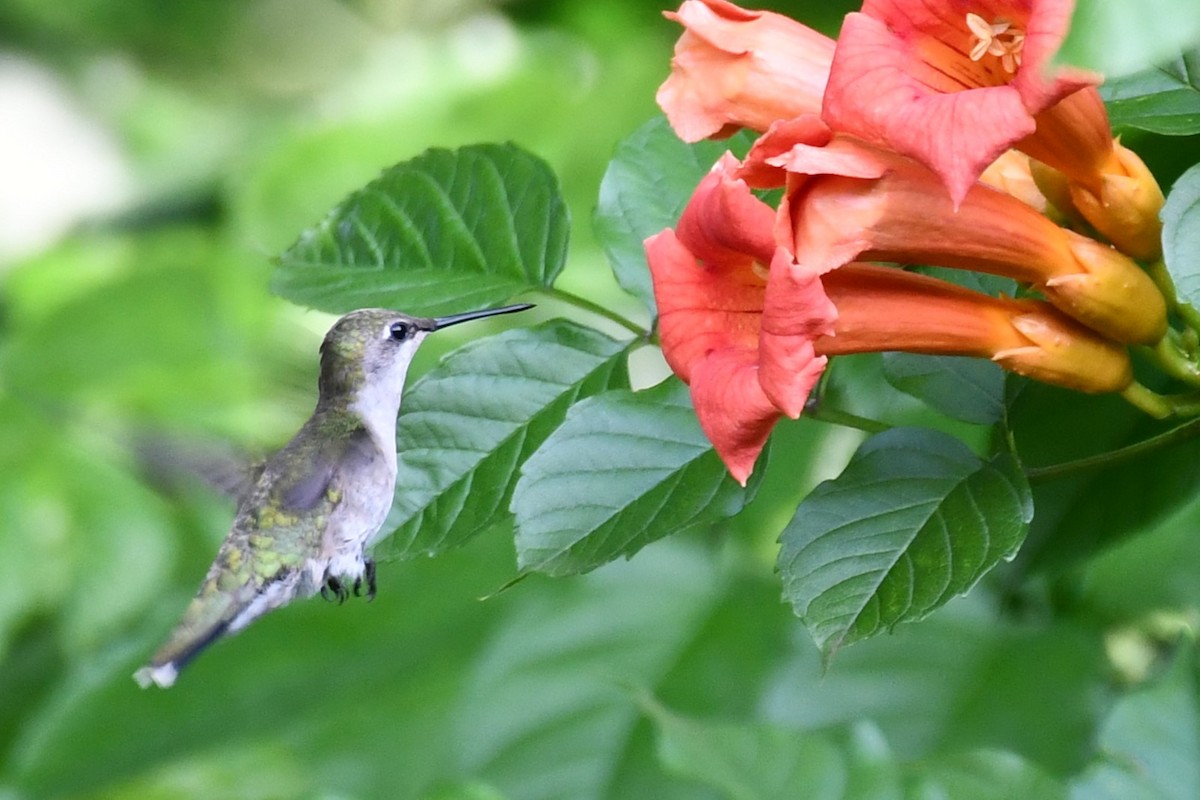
[
  {"x1": 132, "y1": 430, "x2": 267, "y2": 504},
  {"x1": 135, "y1": 412, "x2": 385, "y2": 688}
]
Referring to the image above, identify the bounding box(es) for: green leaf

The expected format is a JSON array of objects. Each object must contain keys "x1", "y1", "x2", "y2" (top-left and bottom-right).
[
  {"x1": 1102, "y1": 50, "x2": 1200, "y2": 134},
  {"x1": 1079, "y1": 492, "x2": 1200, "y2": 620},
  {"x1": 378, "y1": 320, "x2": 631, "y2": 561},
  {"x1": 1004, "y1": 380, "x2": 1200, "y2": 575},
  {"x1": 74, "y1": 743, "x2": 314, "y2": 800},
  {"x1": 593, "y1": 115, "x2": 755, "y2": 317},
  {"x1": 455, "y1": 541, "x2": 724, "y2": 800},
  {"x1": 6, "y1": 533, "x2": 521, "y2": 799},
  {"x1": 917, "y1": 266, "x2": 1018, "y2": 299},
  {"x1": 1069, "y1": 648, "x2": 1200, "y2": 800},
  {"x1": 913, "y1": 752, "x2": 1066, "y2": 800},
  {"x1": 881, "y1": 354, "x2": 1005, "y2": 426},
  {"x1": 511, "y1": 377, "x2": 756, "y2": 577},
  {"x1": 0, "y1": 400, "x2": 175, "y2": 663},
  {"x1": 1163, "y1": 162, "x2": 1200, "y2": 308},
  {"x1": 777, "y1": 427, "x2": 1033, "y2": 658},
  {"x1": 644, "y1": 700, "x2": 1069, "y2": 800},
  {"x1": 642, "y1": 701, "x2": 902, "y2": 800},
  {"x1": 273, "y1": 143, "x2": 569, "y2": 315},
  {"x1": 1059, "y1": 1, "x2": 1200, "y2": 79},
  {"x1": 764, "y1": 594, "x2": 1108, "y2": 773}
]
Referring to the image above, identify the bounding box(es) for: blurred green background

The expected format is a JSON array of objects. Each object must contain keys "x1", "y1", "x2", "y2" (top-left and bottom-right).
[{"x1": 3, "y1": 1, "x2": 1200, "y2": 798}]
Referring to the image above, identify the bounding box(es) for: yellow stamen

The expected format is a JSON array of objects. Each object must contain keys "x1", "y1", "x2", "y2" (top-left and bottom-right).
[{"x1": 966, "y1": 12, "x2": 1025, "y2": 74}]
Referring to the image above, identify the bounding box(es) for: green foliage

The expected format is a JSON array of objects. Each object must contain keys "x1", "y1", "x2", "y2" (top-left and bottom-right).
[
  {"x1": 593, "y1": 116, "x2": 755, "y2": 316},
  {"x1": 383, "y1": 320, "x2": 631, "y2": 560},
  {"x1": 778, "y1": 428, "x2": 1032, "y2": 658},
  {"x1": 511, "y1": 378, "x2": 759, "y2": 576},
  {"x1": 1163, "y1": 162, "x2": 1200, "y2": 308},
  {"x1": 1005, "y1": 381, "x2": 1200, "y2": 574},
  {"x1": 1102, "y1": 49, "x2": 1200, "y2": 135},
  {"x1": 9, "y1": 1, "x2": 1200, "y2": 798},
  {"x1": 1060, "y1": 1, "x2": 1200, "y2": 78},
  {"x1": 1069, "y1": 649, "x2": 1200, "y2": 800},
  {"x1": 274, "y1": 144, "x2": 569, "y2": 316},
  {"x1": 882, "y1": 354, "x2": 1005, "y2": 425}
]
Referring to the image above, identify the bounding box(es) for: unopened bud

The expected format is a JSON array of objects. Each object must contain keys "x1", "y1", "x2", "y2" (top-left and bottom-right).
[
  {"x1": 1068, "y1": 142, "x2": 1165, "y2": 261},
  {"x1": 1042, "y1": 233, "x2": 1168, "y2": 345},
  {"x1": 995, "y1": 307, "x2": 1133, "y2": 394}
]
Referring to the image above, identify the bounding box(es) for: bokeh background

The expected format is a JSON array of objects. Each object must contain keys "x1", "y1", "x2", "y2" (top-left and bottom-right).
[{"x1": 3, "y1": 1, "x2": 1200, "y2": 798}]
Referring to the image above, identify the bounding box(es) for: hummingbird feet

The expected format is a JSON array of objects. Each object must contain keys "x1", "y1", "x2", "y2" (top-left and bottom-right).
[
  {"x1": 321, "y1": 576, "x2": 350, "y2": 604},
  {"x1": 353, "y1": 559, "x2": 377, "y2": 602},
  {"x1": 320, "y1": 559, "x2": 376, "y2": 604}
]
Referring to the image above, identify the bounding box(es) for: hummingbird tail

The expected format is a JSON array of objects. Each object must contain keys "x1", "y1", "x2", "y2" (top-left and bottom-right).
[
  {"x1": 133, "y1": 569, "x2": 307, "y2": 688},
  {"x1": 134, "y1": 616, "x2": 232, "y2": 689}
]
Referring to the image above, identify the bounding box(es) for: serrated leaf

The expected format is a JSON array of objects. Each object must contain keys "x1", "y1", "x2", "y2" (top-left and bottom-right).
[
  {"x1": 593, "y1": 115, "x2": 755, "y2": 317},
  {"x1": 1163, "y1": 162, "x2": 1200, "y2": 309},
  {"x1": 1102, "y1": 49, "x2": 1200, "y2": 134},
  {"x1": 273, "y1": 143, "x2": 568, "y2": 315},
  {"x1": 882, "y1": 354, "x2": 1005, "y2": 425},
  {"x1": 777, "y1": 427, "x2": 1033, "y2": 658},
  {"x1": 511, "y1": 377, "x2": 755, "y2": 576},
  {"x1": 1059, "y1": 1, "x2": 1200, "y2": 79},
  {"x1": 377, "y1": 320, "x2": 631, "y2": 561}
]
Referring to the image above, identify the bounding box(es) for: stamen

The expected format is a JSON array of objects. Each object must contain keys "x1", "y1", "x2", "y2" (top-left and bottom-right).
[{"x1": 966, "y1": 12, "x2": 1026, "y2": 74}]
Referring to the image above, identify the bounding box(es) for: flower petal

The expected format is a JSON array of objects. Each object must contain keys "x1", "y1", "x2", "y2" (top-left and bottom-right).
[
  {"x1": 646, "y1": 228, "x2": 765, "y2": 384},
  {"x1": 678, "y1": 153, "x2": 777, "y2": 265},
  {"x1": 688, "y1": 348, "x2": 780, "y2": 486},
  {"x1": 758, "y1": 249, "x2": 834, "y2": 417},
  {"x1": 822, "y1": 2, "x2": 1097, "y2": 205},
  {"x1": 658, "y1": 0, "x2": 835, "y2": 141}
]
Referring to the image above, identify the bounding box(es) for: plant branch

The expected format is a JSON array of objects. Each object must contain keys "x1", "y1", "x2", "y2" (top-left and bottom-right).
[
  {"x1": 543, "y1": 287, "x2": 649, "y2": 338},
  {"x1": 1026, "y1": 417, "x2": 1200, "y2": 483}
]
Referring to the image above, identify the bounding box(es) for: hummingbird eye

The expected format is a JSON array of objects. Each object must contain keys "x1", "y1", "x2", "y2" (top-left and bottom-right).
[{"x1": 388, "y1": 321, "x2": 413, "y2": 342}]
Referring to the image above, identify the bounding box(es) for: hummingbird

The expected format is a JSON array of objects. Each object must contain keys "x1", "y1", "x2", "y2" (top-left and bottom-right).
[{"x1": 134, "y1": 302, "x2": 534, "y2": 689}]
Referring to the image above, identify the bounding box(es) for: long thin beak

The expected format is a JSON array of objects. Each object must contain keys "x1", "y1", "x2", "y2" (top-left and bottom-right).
[{"x1": 431, "y1": 303, "x2": 535, "y2": 331}]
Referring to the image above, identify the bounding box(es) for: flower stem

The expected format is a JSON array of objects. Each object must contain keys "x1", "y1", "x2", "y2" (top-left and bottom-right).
[
  {"x1": 1148, "y1": 337, "x2": 1200, "y2": 387},
  {"x1": 1121, "y1": 381, "x2": 1175, "y2": 419},
  {"x1": 542, "y1": 287, "x2": 649, "y2": 338},
  {"x1": 1027, "y1": 417, "x2": 1200, "y2": 483}
]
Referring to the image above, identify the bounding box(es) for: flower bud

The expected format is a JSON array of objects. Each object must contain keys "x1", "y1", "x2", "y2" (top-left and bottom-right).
[
  {"x1": 996, "y1": 307, "x2": 1134, "y2": 394},
  {"x1": 1067, "y1": 142, "x2": 1165, "y2": 261},
  {"x1": 1045, "y1": 233, "x2": 1168, "y2": 345}
]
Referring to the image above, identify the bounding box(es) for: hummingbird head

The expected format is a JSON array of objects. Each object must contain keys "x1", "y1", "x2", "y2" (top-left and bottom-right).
[{"x1": 316, "y1": 303, "x2": 534, "y2": 411}]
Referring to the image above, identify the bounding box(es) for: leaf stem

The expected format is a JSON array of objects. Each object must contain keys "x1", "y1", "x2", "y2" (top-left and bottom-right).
[
  {"x1": 1026, "y1": 417, "x2": 1200, "y2": 483},
  {"x1": 807, "y1": 406, "x2": 892, "y2": 434},
  {"x1": 543, "y1": 287, "x2": 649, "y2": 338}
]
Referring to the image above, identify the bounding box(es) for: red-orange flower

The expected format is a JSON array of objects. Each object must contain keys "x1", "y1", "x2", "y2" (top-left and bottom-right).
[
  {"x1": 646, "y1": 157, "x2": 835, "y2": 482},
  {"x1": 646, "y1": 154, "x2": 1133, "y2": 483},
  {"x1": 658, "y1": 0, "x2": 835, "y2": 141},
  {"x1": 821, "y1": 0, "x2": 1098, "y2": 206},
  {"x1": 1020, "y1": 89, "x2": 1165, "y2": 260},
  {"x1": 752, "y1": 120, "x2": 1167, "y2": 345}
]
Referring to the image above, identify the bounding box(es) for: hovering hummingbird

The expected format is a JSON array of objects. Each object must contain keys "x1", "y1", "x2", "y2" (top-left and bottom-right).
[{"x1": 134, "y1": 302, "x2": 534, "y2": 688}]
